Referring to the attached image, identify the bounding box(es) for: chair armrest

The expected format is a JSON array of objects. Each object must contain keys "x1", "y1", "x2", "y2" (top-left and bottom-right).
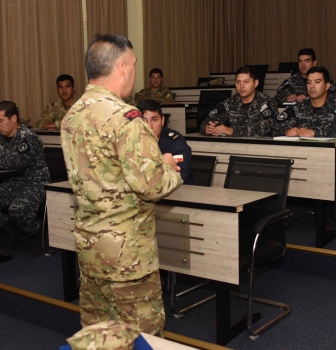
[{"x1": 254, "y1": 209, "x2": 291, "y2": 235}]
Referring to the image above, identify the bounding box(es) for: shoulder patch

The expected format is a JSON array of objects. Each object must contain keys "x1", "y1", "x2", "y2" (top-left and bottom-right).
[
  {"x1": 18, "y1": 141, "x2": 30, "y2": 153},
  {"x1": 167, "y1": 131, "x2": 179, "y2": 140},
  {"x1": 124, "y1": 109, "x2": 142, "y2": 121}
]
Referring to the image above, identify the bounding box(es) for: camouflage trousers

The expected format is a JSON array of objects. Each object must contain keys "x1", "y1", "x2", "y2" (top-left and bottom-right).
[
  {"x1": 0, "y1": 181, "x2": 45, "y2": 235},
  {"x1": 79, "y1": 269, "x2": 165, "y2": 336}
]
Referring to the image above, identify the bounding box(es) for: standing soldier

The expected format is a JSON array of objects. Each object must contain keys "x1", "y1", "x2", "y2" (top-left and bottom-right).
[
  {"x1": 61, "y1": 35, "x2": 182, "y2": 335},
  {"x1": 200, "y1": 66, "x2": 277, "y2": 137}
]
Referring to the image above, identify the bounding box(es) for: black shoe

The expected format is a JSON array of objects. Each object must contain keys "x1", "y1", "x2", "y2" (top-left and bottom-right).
[
  {"x1": 0, "y1": 222, "x2": 26, "y2": 254},
  {"x1": 25, "y1": 237, "x2": 42, "y2": 259}
]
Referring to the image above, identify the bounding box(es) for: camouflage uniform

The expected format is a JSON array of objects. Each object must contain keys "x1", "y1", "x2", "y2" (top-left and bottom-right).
[
  {"x1": 67, "y1": 320, "x2": 141, "y2": 350},
  {"x1": 159, "y1": 127, "x2": 194, "y2": 184},
  {"x1": 0, "y1": 125, "x2": 51, "y2": 235},
  {"x1": 135, "y1": 87, "x2": 174, "y2": 105},
  {"x1": 274, "y1": 72, "x2": 336, "y2": 104},
  {"x1": 200, "y1": 90, "x2": 277, "y2": 137},
  {"x1": 61, "y1": 84, "x2": 182, "y2": 334},
  {"x1": 273, "y1": 95, "x2": 336, "y2": 137},
  {"x1": 36, "y1": 96, "x2": 79, "y2": 129}
]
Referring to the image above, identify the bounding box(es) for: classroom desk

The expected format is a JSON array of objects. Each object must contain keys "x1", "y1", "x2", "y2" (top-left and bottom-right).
[
  {"x1": 185, "y1": 133, "x2": 336, "y2": 247},
  {"x1": 45, "y1": 181, "x2": 276, "y2": 346}
]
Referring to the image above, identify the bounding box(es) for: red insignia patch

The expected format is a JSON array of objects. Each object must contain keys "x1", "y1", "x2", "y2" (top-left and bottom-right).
[{"x1": 124, "y1": 109, "x2": 142, "y2": 121}]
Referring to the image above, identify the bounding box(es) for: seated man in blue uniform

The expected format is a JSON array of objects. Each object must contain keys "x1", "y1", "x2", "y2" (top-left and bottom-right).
[
  {"x1": 200, "y1": 66, "x2": 277, "y2": 137},
  {"x1": 137, "y1": 99, "x2": 194, "y2": 184},
  {"x1": 273, "y1": 66, "x2": 336, "y2": 137},
  {"x1": 0, "y1": 101, "x2": 51, "y2": 257}
]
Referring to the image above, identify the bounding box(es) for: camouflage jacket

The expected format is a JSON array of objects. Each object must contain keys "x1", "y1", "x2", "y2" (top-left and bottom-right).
[
  {"x1": 61, "y1": 84, "x2": 182, "y2": 282},
  {"x1": 274, "y1": 72, "x2": 336, "y2": 104},
  {"x1": 273, "y1": 95, "x2": 336, "y2": 137},
  {"x1": 36, "y1": 96, "x2": 79, "y2": 129},
  {"x1": 0, "y1": 124, "x2": 51, "y2": 185},
  {"x1": 135, "y1": 87, "x2": 174, "y2": 105},
  {"x1": 200, "y1": 90, "x2": 277, "y2": 137}
]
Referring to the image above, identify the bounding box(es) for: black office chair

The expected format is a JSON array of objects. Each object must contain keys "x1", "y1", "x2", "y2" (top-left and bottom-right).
[
  {"x1": 256, "y1": 73, "x2": 266, "y2": 93},
  {"x1": 162, "y1": 113, "x2": 171, "y2": 127},
  {"x1": 196, "y1": 90, "x2": 232, "y2": 131},
  {"x1": 245, "y1": 64, "x2": 269, "y2": 74},
  {"x1": 224, "y1": 156, "x2": 293, "y2": 338},
  {"x1": 42, "y1": 147, "x2": 68, "y2": 254},
  {"x1": 278, "y1": 62, "x2": 299, "y2": 75},
  {"x1": 168, "y1": 155, "x2": 218, "y2": 317}
]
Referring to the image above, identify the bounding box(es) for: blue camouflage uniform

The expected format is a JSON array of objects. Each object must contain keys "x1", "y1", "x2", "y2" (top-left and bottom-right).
[
  {"x1": 158, "y1": 127, "x2": 194, "y2": 184},
  {"x1": 0, "y1": 124, "x2": 51, "y2": 235}
]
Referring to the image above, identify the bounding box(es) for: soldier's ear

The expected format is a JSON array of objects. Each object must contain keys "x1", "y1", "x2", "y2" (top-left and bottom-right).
[
  {"x1": 313, "y1": 60, "x2": 317, "y2": 67},
  {"x1": 11, "y1": 114, "x2": 18, "y2": 123},
  {"x1": 254, "y1": 79, "x2": 259, "y2": 88},
  {"x1": 326, "y1": 81, "x2": 331, "y2": 91}
]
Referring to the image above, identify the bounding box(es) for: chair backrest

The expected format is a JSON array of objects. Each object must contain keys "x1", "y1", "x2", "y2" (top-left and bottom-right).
[
  {"x1": 255, "y1": 73, "x2": 266, "y2": 93},
  {"x1": 245, "y1": 64, "x2": 269, "y2": 74},
  {"x1": 196, "y1": 90, "x2": 232, "y2": 130},
  {"x1": 278, "y1": 62, "x2": 299, "y2": 75},
  {"x1": 162, "y1": 113, "x2": 171, "y2": 127},
  {"x1": 44, "y1": 147, "x2": 68, "y2": 183},
  {"x1": 191, "y1": 155, "x2": 218, "y2": 187},
  {"x1": 224, "y1": 156, "x2": 293, "y2": 212}
]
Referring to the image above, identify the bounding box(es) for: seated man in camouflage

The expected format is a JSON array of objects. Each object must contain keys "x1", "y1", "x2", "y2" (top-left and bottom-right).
[
  {"x1": 274, "y1": 66, "x2": 336, "y2": 137},
  {"x1": 137, "y1": 99, "x2": 194, "y2": 184},
  {"x1": 36, "y1": 74, "x2": 78, "y2": 130},
  {"x1": 274, "y1": 48, "x2": 336, "y2": 104},
  {"x1": 200, "y1": 66, "x2": 277, "y2": 137},
  {"x1": 0, "y1": 101, "x2": 51, "y2": 258},
  {"x1": 135, "y1": 68, "x2": 174, "y2": 105}
]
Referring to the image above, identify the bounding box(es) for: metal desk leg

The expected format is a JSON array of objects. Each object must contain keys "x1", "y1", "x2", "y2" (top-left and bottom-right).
[{"x1": 61, "y1": 250, "x2": 79, "y2": 302}]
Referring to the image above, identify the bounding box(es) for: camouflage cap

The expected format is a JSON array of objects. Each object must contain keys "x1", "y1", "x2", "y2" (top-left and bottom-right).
[{"x1": 67, "y1": 320, "x2": 141, "y2": 350}]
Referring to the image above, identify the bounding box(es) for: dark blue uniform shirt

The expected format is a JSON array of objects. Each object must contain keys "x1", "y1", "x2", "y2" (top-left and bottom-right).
[{"x1": 158, "y1": 127, "x2": 194, "y2": 184}]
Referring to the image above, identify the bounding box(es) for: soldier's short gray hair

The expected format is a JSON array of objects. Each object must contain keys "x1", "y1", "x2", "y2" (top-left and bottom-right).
[{"x1": 86, "y1": 34, "x2": 133, "y2": 80}]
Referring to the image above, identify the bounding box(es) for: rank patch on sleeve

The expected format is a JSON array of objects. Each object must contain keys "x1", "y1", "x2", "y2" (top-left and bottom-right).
[{"x1": 124, "y1": 109, "x2": 142, "y2": 121}]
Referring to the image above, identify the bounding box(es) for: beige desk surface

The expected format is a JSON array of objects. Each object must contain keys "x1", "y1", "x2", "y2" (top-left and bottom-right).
[{"x1": 45, "y1": 181, "x2": 276, "y2": 213}]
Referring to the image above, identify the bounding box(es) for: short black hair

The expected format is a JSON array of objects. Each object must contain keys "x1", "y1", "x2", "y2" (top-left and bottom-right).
[
  {"x1": 149, "y1": 68, "x2": 163, "y2": 78},
  {"x1": 56, "y1": 74, "x2": 74, "y2": 87},
  {"x1": 235, "y1": 66, "x2": 257, "y2": 81},
  {"x1": 306, "y1": 66, "x2": 330, "y2": 84},
  {"x1": 137, "y1": 99, "x2": 163, "y2": 117},
  {"x1": 298, "y1": 48, "x2": 316, "y2": 61},
  {"x1": 0, "y1": 101, "x2": 20, "y2": 123},
  {"x1": 86, "y1": 34, "x2": 133, "y2": 80}
]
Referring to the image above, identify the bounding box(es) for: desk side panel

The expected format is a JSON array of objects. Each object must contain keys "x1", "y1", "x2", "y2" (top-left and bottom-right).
[
  {"x1": 187, "y1": 140, "x2": 335, "y2": 200},
  {"x1": 157, "y1": 205, "x2": 239, "y2": 285}
]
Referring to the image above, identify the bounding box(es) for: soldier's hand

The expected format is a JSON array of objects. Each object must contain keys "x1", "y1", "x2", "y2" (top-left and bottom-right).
[
  {"x1": 205, "y1": 121, "x2": 219, "y2": 135},
  {"x1": 213, "y1": 125, "x2": 233, "y2": 136},
  {"x1": 297, "y1": 128, "x2": 314, "y2": 137},
  {"x1": 285, "y1": 127, "x2": 299, "y2": 137},
  {"x1": 163, "y1": 153, "x2": 181, "y2": 175},
  {"x1": 286, "y1": 94, "x2": 298, "y2": 102},
  {"x1": 296, "y1": 94, "x2": 306, "y2": 102}
]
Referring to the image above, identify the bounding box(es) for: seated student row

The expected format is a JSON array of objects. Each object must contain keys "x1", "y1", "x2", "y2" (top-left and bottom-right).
[{"x1": 201, "y1": 65, "x2": 336, "y2": 138}]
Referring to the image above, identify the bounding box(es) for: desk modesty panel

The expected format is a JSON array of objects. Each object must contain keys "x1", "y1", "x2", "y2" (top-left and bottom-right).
[
  {"x1": 45, "y1": 182, "x2": 276, "y2": 285},
  {"x1": 185, "y1": 134, "x2": 336, "y2": 201}
]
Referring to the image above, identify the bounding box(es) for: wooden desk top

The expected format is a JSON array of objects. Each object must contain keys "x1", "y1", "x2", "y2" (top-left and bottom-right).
[
  {"x1": 185, "y1": 133, "x2": 336, "y2": 148},
  {"x1": 45, "y1": 181, "x2": 277, "y2": 213}
]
